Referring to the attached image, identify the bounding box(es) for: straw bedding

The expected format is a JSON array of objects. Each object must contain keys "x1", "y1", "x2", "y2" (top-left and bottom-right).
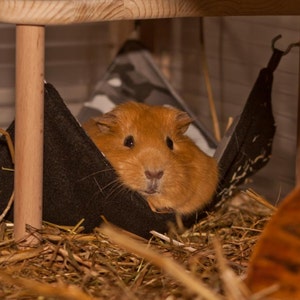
[{"x1": 0, "y1": 190, "x2": 273, "y2": 300}]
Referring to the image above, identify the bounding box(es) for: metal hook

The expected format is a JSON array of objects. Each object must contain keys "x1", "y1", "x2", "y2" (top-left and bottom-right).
[{"x1": 272, "y1": 34, "x2": 300, "y2": 55}]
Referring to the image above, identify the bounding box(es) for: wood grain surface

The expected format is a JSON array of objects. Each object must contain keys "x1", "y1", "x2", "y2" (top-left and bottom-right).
[
  {"x1": 14, "y1": 25, "x2": 45, "y2": 244},
  {"x1": 0, "y1": 0, "x2": 299, "y2": 25}
]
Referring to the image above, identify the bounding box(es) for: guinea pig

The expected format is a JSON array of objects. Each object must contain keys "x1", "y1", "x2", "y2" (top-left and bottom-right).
[{"x1": 83, "y1": 101, "x2": 218, "y2": 215}]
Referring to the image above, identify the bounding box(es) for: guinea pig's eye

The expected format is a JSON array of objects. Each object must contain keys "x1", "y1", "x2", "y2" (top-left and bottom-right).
[
  {"x1": 166, "y1": 136, "x2": 174, "y2": 150},
  {"x1": 124, "y1": 135, "x2": 135, "y2": 148}
]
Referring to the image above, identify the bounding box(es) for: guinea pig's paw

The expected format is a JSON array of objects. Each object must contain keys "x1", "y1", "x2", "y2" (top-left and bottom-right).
[
  {"x1": 155, "y1": 207, "x2": 175, "y2": 214},
  {"x1": 146, "y1": 198, "x2": 175, "y2": 214}
]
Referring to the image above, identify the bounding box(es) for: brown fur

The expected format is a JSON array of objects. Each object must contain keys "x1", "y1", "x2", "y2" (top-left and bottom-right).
[
  {"x1": 83, "y1": 101, "x2": 218, "y2": 214},
  {"x1": 246, "y1": 187, "x2": 300, "y2": 299}
]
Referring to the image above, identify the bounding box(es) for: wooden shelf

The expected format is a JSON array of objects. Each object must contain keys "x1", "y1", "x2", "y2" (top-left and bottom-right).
[{"x1": 0, "y1": 0, "x2": 299, "y2": 25}]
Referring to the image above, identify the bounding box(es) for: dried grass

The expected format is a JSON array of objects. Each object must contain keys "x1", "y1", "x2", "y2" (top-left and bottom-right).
[{"x1": 0, "y1": 190, "x2": 274, "y2": 299}]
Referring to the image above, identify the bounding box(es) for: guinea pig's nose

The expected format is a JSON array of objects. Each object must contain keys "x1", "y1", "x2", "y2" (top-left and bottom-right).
[{"x1": 145, "y1": 170, "x2": 164, "y2": 180}]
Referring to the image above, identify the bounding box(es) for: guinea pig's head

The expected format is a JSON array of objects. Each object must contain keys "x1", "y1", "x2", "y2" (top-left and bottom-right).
[{"x1": 89, "y1": 101, "x2": 218, "y2": 214}]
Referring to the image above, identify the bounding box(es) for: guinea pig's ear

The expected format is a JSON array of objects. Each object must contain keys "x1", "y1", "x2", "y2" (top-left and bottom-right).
[
  {"x1": 95, "y1": 112, "x2": 118, "y2": 133},
  {"x1": 175, "y1": 111, "x2": 193, "y2": 134}
]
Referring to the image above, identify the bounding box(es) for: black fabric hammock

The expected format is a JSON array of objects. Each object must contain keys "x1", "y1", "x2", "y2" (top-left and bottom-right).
[{"x1": 0, "y1": 39, "x2": 282, "y2": 238}]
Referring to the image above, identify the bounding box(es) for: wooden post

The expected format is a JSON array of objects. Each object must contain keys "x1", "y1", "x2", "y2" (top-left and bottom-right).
[{"x1": 14, "y1": 25, "x2": 45, "y2": 244}]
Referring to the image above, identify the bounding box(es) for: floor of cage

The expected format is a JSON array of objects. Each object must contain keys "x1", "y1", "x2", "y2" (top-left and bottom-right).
[{"x1": 0, "y1": 190, "x2": 274, "y2": 300}]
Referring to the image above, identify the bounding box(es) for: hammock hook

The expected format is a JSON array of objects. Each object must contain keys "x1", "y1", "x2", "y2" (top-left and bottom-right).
[{"x1": 272, "y1": 34, "x2": 300, "y2": 55}]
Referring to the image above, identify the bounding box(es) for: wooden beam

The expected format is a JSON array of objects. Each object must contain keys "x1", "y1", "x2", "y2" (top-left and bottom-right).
[
  {"x1": 0, "y1": 0, "x2": 299, "y2": 25},
  {"x1": 14, "y1": 25, "x2": 45, "y2": 244}
]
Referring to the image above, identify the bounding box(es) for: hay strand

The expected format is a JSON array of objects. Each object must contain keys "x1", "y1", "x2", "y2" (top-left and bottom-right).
[
  {"x1": 0, "y1": 271, "x2": 96, "y2": 300},
  {"x1": 0, "y1": 128, "x2": 15, "y2": 223},
  {"x1": 213, "y1": 238, "x2": 250, "y2": 300},
  {"x1": 199, "y1": 18, "x2": 221, "y2": 141},
  {"x1": 102, "y1": 224, "x2": 221, "y2": 300},
  {"x1": 244, "y1": 189, "x2": 277, "y2": 212},
  {"x1": 150, "y1": 230, "x2": 197, "y2": 252}
]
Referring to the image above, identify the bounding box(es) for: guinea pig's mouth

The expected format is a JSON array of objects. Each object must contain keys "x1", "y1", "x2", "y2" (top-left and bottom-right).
[
  {"x1": 142, "y1": 189, "x2": 159, "y2": 195},
  {"x1": 142, "y1": 180, "x2": 161, "y2": 195}
]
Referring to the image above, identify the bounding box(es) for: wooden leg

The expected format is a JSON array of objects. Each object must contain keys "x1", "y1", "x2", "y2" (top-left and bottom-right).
[{"x1": 14, "y1": 25, "x2": 45, "y2": 244}]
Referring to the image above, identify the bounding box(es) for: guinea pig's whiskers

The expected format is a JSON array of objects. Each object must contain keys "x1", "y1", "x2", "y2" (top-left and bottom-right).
[
  {"x1": 90, "y1": 177, "x2": 121, "y2": 199},
  {"x1": 79, "y1": 170, "x2": 132, "y2": 201},
  {"x1": 103, "y1": 179, "x2": 132, "y2": 200},
  {"x1": 77, "y1": 167, "x2": 116, "y2": 182},
  {"x1": 101, "y1": 178, "x2": 121, "y2": 191}
]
